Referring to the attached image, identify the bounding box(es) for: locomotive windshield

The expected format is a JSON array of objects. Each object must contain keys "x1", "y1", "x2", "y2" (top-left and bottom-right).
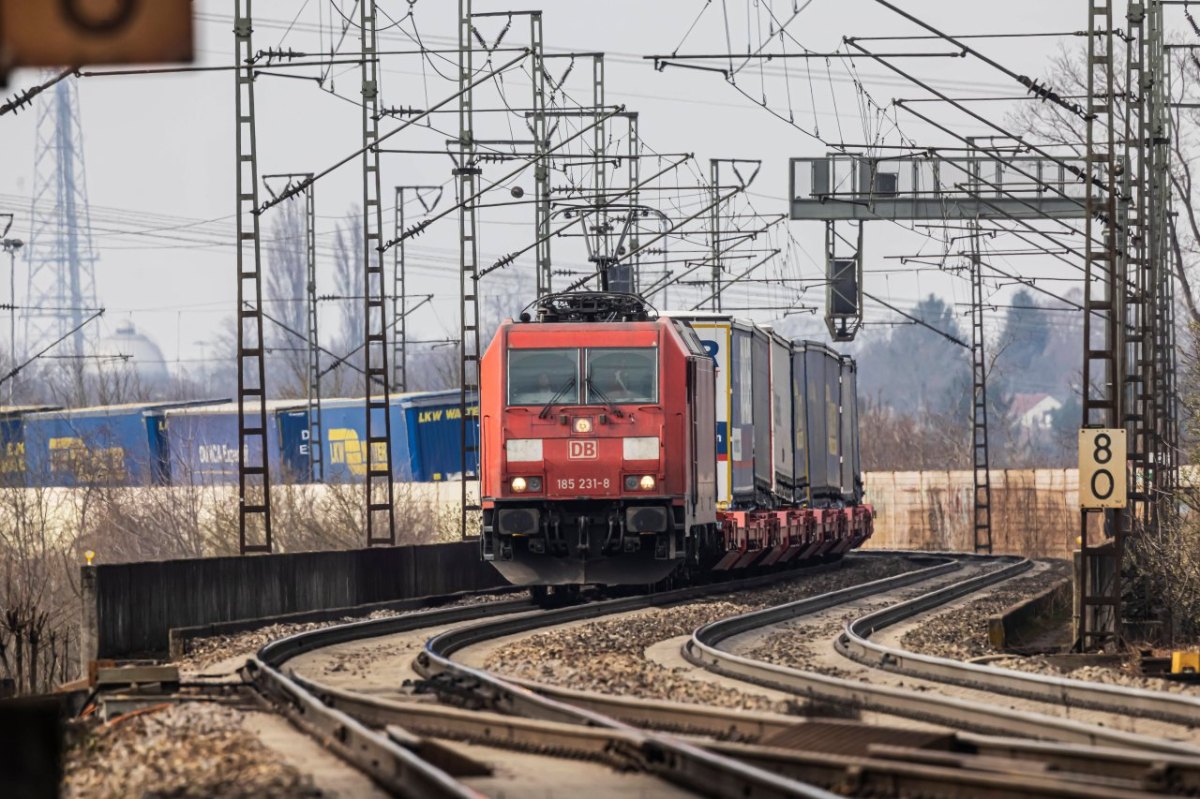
[
  {"x1": 585, "y1": 348, "x2": 657, "y2": 404},
  {"x1": 508, "y1": 349, "x2": 580, "y2": 405},
  {"x1": 507, "y1": 347, "x2": 657, "y2": 405}
]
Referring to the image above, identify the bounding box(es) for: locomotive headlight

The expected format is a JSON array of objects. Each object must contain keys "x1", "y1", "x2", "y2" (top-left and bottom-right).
[
  {"x1": 511, "y1": 476, "x2": 528, "y2": 493},
  {"x1": 639, "y1": 475, "x2": 656, "y2": 491},
  {"x1": 573, "y1": 417, "x2": 593, "y2": 433}
]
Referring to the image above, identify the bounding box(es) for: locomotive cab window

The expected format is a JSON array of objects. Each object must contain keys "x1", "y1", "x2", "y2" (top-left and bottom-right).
[
  {"x1": 585, "y1": 348, "x2": 658, "y2": 404},
  {"x1": 508, "y1": 349, "x2": 580, "y2": 405}
]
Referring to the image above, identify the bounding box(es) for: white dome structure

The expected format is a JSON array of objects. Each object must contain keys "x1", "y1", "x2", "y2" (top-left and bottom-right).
[{"x1": 87, "y1": 320, "x2": 170, "y2": 391}]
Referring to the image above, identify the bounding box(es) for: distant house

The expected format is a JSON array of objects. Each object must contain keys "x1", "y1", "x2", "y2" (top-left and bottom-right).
[{"x1": 1010, "y1": 392, "x2": 1063, "y2": 431}]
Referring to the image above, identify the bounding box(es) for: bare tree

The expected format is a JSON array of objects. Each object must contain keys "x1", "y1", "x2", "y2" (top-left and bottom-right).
[
  {"x1": 264, "y1": 197, "x2": 309, "y2": 398},
  {"x1": 1008, "y1": 41, "x2": 1200, "y2": 324},
  {"x1": 325, "y1": 209, "x2": 364, "y2": 397}
]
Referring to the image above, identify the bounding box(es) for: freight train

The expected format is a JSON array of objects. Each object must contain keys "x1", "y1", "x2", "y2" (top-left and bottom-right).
[
  {"x1": 478, "y1": 292, "x2": 872, "y2": 587},
  {"x1": 0, "y1": 390, "x2": 478, "y2": 488}
]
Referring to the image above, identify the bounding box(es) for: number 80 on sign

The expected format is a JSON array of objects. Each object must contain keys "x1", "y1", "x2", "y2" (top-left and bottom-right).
[{"x1": 1078, "y1": 428, "x2": 1126, "y2": 509}]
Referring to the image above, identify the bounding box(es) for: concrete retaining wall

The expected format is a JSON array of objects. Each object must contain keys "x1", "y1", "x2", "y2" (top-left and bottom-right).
[
  {"x1": 862, "y1": 469, "x2": 1080, "y2": 558},
  {"x1": 81, "y1": 541, "x2": 504, "y2": 659},
  {"x1": 988, "y1": 579, "x2": 1072, "y2": 650}
]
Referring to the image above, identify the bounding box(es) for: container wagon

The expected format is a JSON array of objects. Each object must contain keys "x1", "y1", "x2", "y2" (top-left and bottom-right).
[
  {"x1": 0, "y1": 405, "x2": 61, "y2": 483},
  {"x1": 159, "y1": 399, "x2": 300, "y2": 486},
  {"x1": 23, "y1": 401, "x2": 219, "y2": 487},
  {"x1": 280, "y1": 392, "x2": 480, "y2": 483}
]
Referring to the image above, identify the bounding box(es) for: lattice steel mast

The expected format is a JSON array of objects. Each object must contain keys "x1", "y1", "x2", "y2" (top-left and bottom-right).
[
  {"x1": 531, "y1": 13, "x2": 552, "y2": 298},
  {"x1": 709, "y1": 159, "x2": 722, "y2": 310},
  {"x1": 300, "y1": 177, "x2": 323, "y2": 482},
  {"x1": 968, "y1": 217, "x2": 992, "y2": 555},
  {"x1": 626, "y1": 112, "x2": 642, "y2": 291},
  {"x1": 26, "y1": 78, "x2": 99, "y2": 402},
  {"x1": 234, "y1": 0, "x2": 273, "y2": 554},
  {"x1": 1147, "y1": 0, "x2": 1177, "y2": 504},
  {"x1": 459, "y1": 0, "x2": 482, "y2": 538},
  {"x1": 360, "y1": 0, "x2": 396, "y2": 546},
  {"x1": 1078, "y1": 0, "x2": 1124, "y2": 648},
  {"x1": 1157, "y1": 23, "x2": 1179, "y2": 499}
]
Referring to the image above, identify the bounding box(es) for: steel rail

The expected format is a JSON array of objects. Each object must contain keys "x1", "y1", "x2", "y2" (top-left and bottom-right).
[
  {"x1": 254, "y1": 553, "x2": 895, "y2": 671},
  {"x1": 287, "y1": 677, "x2": 658, "y2": 765},
  {"x1": 246, "y1": 556, "x2": 892, "y2": 798},
  {"x1": 284, "y1": 678, "x2": 1178, "y2": 799},
  {"x1": 415, "y1": 572, "x2": 860, "y2": 799},
  {"x1": 486, "y1": 677, "x2": 801, "y2": 740},
  {"x1": 245, "y1": 596, "x2": 538, "y2": 798},
  {"x1": 241, "y1": 552, "x2": 1197, "y2": 797},
  {"x1": 705, "y1": 739, "x2": 1168, "y2": 799},
  {"x1": 837, "y1": 567, "x2": 1200, "y2": 728},
  {"x1": 684, "y1": 557, "x2": 1200, "y2": 758},
  {"x1": 254, "y1": 596, "x2": 537, "y2": 666},
  {"x1": 953, "y1": 734, "x2": 1200, "y2": 794},
  {"x1": 243, "y1": 659, "x2": 484, "y2": 798}
]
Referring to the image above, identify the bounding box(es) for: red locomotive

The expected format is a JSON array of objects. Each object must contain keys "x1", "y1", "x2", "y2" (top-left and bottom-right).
[{"x1": 479, "y1": 292, "x2": 872, "y2": 587}]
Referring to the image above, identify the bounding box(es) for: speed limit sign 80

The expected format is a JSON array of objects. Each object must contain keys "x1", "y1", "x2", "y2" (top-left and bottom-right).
[{"x1": 1078, "y1": 428, "x2": 1127, "y2": 509}]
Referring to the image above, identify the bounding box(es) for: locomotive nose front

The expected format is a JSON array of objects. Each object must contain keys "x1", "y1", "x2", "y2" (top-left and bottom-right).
[{"x1": 482, "y1": 318, "x2": 692, "y2": 585}]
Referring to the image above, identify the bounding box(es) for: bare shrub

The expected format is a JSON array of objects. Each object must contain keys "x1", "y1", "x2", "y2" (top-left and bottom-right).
[{"x1": 0, "y1": 485, "x2": 85, "y2": 694}]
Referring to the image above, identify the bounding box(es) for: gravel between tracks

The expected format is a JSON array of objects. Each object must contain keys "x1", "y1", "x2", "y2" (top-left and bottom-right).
[
  {"x1": 894, "y1": 560, "x2": 1200, "y2": 696},
  {"x1": 179, "y1": 591, "x2": 524, "y2": 673},
  {"x1": 63, "y1": 702, "x2": 320, "y2": 799},
  {"x1": 484, "y1": 558, "x2": 921, "y2": 712},
  {"x1": 991, "y1": 654, "x2": 1200, "y2": 695},
  {"x1": 899, "y1": 560, "x2": 1072, "y2": 661}
]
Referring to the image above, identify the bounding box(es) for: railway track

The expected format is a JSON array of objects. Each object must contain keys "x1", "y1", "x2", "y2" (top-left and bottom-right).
[
  {"x1": 836, "y1": 567, "x2": 1200, "y2": 727},
  {"x1": 242, "y1": 552, "x2": 1200, "y2": 798},
  {"x1": 249, "y1": 562, "x2": 855, "y2": 798},
  {"x1": 685, "y1": 555, "x2": 1200, "y2": 754}
]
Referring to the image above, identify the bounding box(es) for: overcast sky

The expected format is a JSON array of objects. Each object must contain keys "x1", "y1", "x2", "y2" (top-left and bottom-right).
[{"x1": 0, "y1": 1, "x2": 1128, "y2": 377}]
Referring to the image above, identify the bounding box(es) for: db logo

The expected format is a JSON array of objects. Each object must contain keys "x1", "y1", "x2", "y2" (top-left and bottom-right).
[{"x1": 568, "y1": 440, "x2": 597, "y2": 460}]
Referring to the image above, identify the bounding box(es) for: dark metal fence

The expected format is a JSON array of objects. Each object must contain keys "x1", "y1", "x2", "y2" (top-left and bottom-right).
[{"x1": 82, "y1": 541, "x2": 502, "y2": 658}]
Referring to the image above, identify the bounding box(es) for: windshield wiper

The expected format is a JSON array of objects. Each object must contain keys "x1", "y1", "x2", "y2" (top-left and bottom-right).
[
  {"x1": 586, "y1": 376, "x2": 625, "y2": 419},
  {"x1": 538, "y1": 375, "x2": 577, "y2": 419}
]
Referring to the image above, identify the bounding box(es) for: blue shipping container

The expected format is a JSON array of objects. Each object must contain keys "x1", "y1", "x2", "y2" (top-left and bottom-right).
[
  {"x1": 0, "y1": 405, "x2": 60, "y2": 483},
  {"x1": 277, "y1": 406, "x2": 315, "y2": 482},
  {"x1": 403, "y1": 390, "x2": 479, "y2": 482},
  {"x1": 161, "y1": 400, "x2": 299, "y2": 485},
  {"x1": 23, "y1": 401, "x2": 218, "y2": 487},
  {"x1": 277, "y1": 392, "x2": 480, "y2": 483},
  {"x1": 311, "y1": 397, "x2": 413, "y2": 483}
]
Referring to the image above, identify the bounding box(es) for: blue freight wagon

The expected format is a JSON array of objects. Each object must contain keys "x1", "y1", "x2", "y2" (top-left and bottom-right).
[
  {"x1": 280, "y1": 392, "x2": 480, "y2": 483},
  {"x1": 314, "y1": 395, "x2": 432, "y2": 482},
  {"x1": 23, "y1": 401, "x2": 220, "y2": 487},
  {"x1": 277, "y1": 405, "x2": 315, "y2": 481},
  {"x1": 402, "y1": 390, "x2": 479, "y2": 482},
  {"x1": 310, "y1": 396, "x2": 413, "y2": 483},
  {"x1": 160, "y1": 399, "x2": 302, "y2": 485},
  {"x1": 0, "y1": 405, "x2": 61, "y2": 483}
]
